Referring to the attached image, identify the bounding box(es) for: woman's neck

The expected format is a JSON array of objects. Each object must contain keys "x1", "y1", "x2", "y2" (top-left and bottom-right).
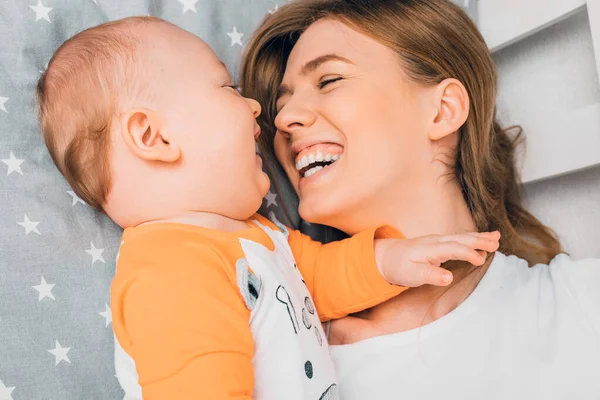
[
  {"x1": 373, "y1": 174, "x2": 478, "y2": 238},
  {"x1": 330, "y1": 176, "x2": 491, "y2": 344},
  {"x1": 333, "y1": 169, "x2": 478, "y2": 239}
]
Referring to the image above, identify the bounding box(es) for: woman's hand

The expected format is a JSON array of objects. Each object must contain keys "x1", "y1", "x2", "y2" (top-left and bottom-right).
[{"x1": 375, "y1": 231, "x2": 501, "y2": 287}]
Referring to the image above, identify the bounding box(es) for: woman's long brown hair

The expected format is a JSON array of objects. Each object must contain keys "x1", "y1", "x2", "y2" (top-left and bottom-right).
[{"x1": 241, "y1": 0, "x2": 561, "y2": 266}]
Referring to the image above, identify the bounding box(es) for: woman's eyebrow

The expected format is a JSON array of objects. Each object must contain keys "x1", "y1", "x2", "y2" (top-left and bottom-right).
[
  {"x1": 277, "y1": 54, "x2": 353, "y2": 99},
  {"x1": 300, "y1": 54, "x2": 353, "y2": 75}
]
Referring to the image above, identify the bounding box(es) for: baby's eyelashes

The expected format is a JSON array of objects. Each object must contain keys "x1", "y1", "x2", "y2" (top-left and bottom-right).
[{"x1": 224, "y1": 82, "x2": 241, "y2": 93}]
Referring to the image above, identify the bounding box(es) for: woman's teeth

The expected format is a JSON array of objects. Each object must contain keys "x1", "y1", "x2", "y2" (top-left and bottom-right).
[
  {"x1": 296, "y1": 152, "x2": 340, "y2": 171},
  {"x1": 295, "y1": 152, "x2": 340, "y2": 178},
  {"x1": 304, "y1": 166, "x2": 323, "y2": 178}
]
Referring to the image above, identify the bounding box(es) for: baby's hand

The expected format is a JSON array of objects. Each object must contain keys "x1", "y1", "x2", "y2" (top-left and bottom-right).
[{"x1": 376, "y1": 231, "x2": 501, "y2": 287}]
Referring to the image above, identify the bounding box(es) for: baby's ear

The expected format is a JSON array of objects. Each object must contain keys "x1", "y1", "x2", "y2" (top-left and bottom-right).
[{"x1": 119, "y1": 108, "x2": 181, "y2": 162}]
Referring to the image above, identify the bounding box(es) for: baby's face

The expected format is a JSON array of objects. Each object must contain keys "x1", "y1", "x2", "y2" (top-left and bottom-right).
[{"x1": 149, "y1": 26, "x2": 270, "y2": 219}]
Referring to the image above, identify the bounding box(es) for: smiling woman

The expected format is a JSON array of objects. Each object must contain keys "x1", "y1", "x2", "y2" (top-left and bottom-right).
[
  {"x1": 241, "y1": 0, "x2": 600, "y2": 398},
  {"x1": 276, "y1": 55, "x2": 350, "y2": 181},
  {"x1": 242, "y1": 0, "x2": 562, "y2": 258}
]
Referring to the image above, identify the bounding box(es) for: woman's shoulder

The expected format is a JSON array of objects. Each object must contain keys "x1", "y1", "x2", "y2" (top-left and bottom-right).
[
  {"x1": 500, "y1": 251, "x2": 599, "y2": 274},
  {"x1": 546, "y1": 252, "x2": 600, "y2": 270},
  {"x1": 546, "y1": 253, "x2": 600, "y2": 304},
  {"x1": 499, "y1": 252, "x2": 600, "y2": 289},
  {"x1": 500, "y1": 252, "x2": 600, "y2": 329}
]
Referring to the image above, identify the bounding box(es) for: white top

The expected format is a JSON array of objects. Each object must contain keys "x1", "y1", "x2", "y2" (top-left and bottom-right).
[{"x1": 330, "y1": 252, "x2": 600, "y2": 400}]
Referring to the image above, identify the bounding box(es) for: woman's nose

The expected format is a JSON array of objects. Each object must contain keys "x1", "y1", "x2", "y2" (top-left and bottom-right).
[
  {"x1": 274, "y1": 99, "x2": 316, "y2": 134},
  {"x1": 246, "y1": 97, "x2": 262, "y2": 118}
]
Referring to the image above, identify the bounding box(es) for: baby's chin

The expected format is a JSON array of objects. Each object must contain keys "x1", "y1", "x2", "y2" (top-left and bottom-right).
[{"x1": 259, "y1": 173, "x2": 271, "y2": 196}]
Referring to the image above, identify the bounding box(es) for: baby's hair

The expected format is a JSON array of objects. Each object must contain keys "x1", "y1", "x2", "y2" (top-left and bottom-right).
[{"x1": 37, "y1": 16, "x2": 171, "y2": 211}]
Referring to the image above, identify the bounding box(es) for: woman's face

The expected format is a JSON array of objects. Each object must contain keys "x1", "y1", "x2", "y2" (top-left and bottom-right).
[{"x1": 274, "y1": 19, "x2": 435, "y2": 233}]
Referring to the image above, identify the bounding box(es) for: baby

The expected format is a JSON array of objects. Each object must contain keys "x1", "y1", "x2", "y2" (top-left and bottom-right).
[{"x1": 36, "y1": 17, "x2": 499, "y2": 400}]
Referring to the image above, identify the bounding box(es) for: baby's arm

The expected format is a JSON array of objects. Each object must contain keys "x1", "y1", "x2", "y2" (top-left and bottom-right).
[
  {"x1": 112, "y1": 246, "x2": 255, "y2": 400},
  {"x1": 286, "y1": 225, "x2": 406, "y2": 322},
  {"x1": 286, "y1": 224, "x2": 500, "y2": 322}
]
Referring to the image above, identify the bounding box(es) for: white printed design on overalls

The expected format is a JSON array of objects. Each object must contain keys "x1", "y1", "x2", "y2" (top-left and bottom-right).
[{"x1": 237, "y1": 218, "x2": 339, "y2": 400}]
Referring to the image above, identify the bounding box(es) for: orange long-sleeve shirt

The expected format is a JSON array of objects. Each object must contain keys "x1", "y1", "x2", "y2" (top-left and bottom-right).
[{"x1": 111, "y1": 214, "x2": 404, "y2": 399}]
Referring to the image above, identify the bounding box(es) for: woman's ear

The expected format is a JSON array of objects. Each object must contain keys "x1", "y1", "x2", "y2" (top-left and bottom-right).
[
  {"x1": 119, "y1": 108, "x2": 181, "y2": 162},
  {"x1": 427, "y1": 78, "x2": 470, "y2": 141}
]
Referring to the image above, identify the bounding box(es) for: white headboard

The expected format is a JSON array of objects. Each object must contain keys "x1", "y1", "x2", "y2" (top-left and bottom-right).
[
  {"x1": 477, "y1": 0, "x2": 600, "y2": 258},
  {"x1": 479, "y1": 0, "x2": 600, "y2": 183}
]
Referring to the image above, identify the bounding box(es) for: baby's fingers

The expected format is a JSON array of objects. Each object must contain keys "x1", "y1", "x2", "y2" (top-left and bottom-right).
[
  {"x1": 438, "y1": 231, "x2": 500, "y2": 253},
  {"x1": 417, "y1": 264, "x2": 454, "y2": 287},
  {"x1": 424, "y1": 241, "x2": 487, "y2": 267}
]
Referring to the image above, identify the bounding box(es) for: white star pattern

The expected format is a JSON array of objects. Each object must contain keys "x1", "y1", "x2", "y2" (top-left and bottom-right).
[
  {"x1": 17, "y1": 214, "x2": 40, "y2": 235},
  {"x1": 67, "y1": 190, "x2": 86, "y2": 206},
  {"x1": 264, "y1": 190, "x2": 278, "y2": 208},
  {"x1": 0, "y1": 1, "x2": 319, "y2": 396},
  {"x1": 0, "y1": 97, "x2": 8, "y2": 113},
  {"x1": 0, "y1": 379, "x2": 15, "y2": 400},
  {"x1": 85, "y1": 242, "x2": 105, "y2": 265},
  {"x1": 29, "y1": 0, "x2": 53, "y2": 23},
  {"x1": 48, "y1": 341, "x2": 71, "y2": 365},
  {"x1": 177, "y1": 0, "x2": 198, "y2": 14},
  {"x1": 227, "y1": 26, "x2": 244, "y2": 47},
  {"x1": 32, "y1": 277, "x2": 55, "y2": 301},
  {"x1": 1, "y1": 152, "x2": 24, "y2": 176},
  {"x1": 99, "y1": 304, "x2": 112, "y2": 327}
]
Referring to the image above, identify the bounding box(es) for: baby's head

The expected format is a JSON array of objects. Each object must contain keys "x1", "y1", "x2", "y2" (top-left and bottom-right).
[{"x1": 37, "y1": 17, "x2": 269, "y2": 228}]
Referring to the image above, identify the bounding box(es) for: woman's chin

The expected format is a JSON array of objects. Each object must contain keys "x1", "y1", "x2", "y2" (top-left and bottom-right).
[{"x1": 298, "y1": 197, "x2": 342, "y2": 227}]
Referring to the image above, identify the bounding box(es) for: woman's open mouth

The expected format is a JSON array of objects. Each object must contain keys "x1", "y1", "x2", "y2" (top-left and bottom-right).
[{"x1": 294, "y1": 145, "x2": 343, "y2": 179}]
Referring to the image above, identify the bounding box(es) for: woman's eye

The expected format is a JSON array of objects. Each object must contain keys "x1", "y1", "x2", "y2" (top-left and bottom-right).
[
  {"x1": 319, "y1": 77, "x2": 342, "y2": 90},
  {"x1": 276, "y1": 102, "x2": 287, "y2": 114}
]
